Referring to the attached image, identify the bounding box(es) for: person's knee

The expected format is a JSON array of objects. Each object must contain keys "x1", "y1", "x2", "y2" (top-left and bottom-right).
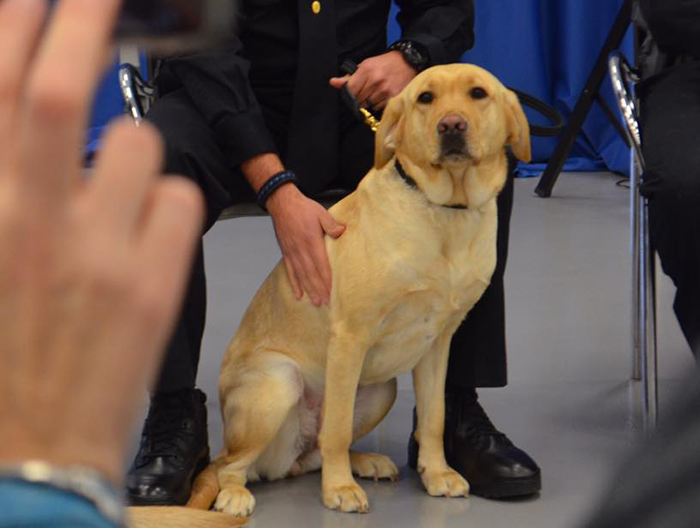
[
  {"x1": 145, "y1": 90, "x2": 218, "y2": 183},
  {"x1": 146, "y1": 108, "x2": 197, "y2": 180},
  {"x1": 644, "y1": 159, "x2": 700, "y2": 203},
  {"x1": 641, "y1": 67, "x2": 700, "y2": 199}
]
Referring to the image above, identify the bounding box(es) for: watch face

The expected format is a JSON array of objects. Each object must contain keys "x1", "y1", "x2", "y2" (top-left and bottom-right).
[
  {"x1": 405, "y1": 45, "x2": 427, "y2": 69},
  {"x1": 393, "y1": 41, "x2": 425, "y2": 69},
  {"x1": 406, "y1": 47, "x2": 421, "y2": 63},
  {"x1": 390, "y1": 40, "x2": 428, "y2": 71}
]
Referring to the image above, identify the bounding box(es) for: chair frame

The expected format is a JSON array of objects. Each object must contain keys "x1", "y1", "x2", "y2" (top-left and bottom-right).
[
  {"x1": 118, "y1": 63, "x2": 155, "y2": 126},
  {"x1": 608, "y1": 52, "x2": 658, "y2": 434}
]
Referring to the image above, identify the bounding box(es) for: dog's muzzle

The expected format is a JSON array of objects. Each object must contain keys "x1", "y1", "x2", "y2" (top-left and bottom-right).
[{"x1": 438, "y1": 114, "x2": 469, "y2": 159}]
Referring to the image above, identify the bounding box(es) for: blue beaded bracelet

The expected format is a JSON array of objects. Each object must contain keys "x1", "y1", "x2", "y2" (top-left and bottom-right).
[{"x1": 257, "y1": 170, "x2": 299, "y2": 211}]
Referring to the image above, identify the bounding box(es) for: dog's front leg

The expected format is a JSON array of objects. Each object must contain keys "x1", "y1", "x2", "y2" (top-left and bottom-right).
[
  {"x1": 318, "y1": 323, "x2": 371, "y2": 513},
  {"x1": 412, "y1": 321, "x2": 470, "y2": 498}
]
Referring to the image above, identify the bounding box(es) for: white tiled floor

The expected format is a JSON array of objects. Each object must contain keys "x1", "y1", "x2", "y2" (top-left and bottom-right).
[{"x1": 130, "y1": 172, "x2": 694, "y2": 527}]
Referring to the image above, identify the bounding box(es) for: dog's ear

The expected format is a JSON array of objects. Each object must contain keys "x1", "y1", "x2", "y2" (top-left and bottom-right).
[
  {"x1": 374, "y1": 94, "x2": 406, "y2": 169},
  {"x1": 504, "y1": 89, "x2": 532, "y2": 162}
]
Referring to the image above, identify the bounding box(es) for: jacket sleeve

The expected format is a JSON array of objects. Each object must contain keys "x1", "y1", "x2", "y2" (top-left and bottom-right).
[
  {"x1": 0, "y1": 481, "x2": 117, "y2": 528},
  {"x1": 640, "y1": 0, "x2": 700, "y2": 58},
  {"x1": 392, "y1": 0, "x2": 475, "y2": 65},
  {"x1": 163, "y1": 37, "x2": 278, "y2": 168}
]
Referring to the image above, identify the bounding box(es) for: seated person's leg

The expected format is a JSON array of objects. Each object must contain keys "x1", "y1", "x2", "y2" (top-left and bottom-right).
[
  {"x1": 640, "y1": 60, "x2": 700, "y2": 356},
  {"x1": 126, "y1": 88, "x2": 253, "y2": 506}
]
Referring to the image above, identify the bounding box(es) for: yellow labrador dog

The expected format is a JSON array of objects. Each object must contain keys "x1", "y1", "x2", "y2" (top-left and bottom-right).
[{"x1": 129, "y1": 63, "x2": 530, "y2": 527}]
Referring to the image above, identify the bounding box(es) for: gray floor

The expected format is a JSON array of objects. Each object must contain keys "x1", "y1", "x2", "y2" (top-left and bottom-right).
[{"x1": 132, "y1": 172, "x2": 695, "y2": 527}]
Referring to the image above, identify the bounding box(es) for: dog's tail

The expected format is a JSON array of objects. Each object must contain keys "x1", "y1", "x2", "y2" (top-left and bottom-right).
[
  {"x1": 187, "y1": 453, "x2": 227, "y2": 510},
  {"x1": 127, "y1": 506, "x2": 246, "y2": 528}
]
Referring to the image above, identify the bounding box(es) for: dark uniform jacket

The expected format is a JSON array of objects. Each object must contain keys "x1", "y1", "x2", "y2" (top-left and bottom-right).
[
  {"x1": 640, "y1": 0, "x2": 700, "y2": 59},
  {"x1": 158, "y1": 0, "x2": 475, "y2": 194}
]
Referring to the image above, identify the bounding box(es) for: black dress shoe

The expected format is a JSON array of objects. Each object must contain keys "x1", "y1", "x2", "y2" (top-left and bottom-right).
[
  {"x1": 408, "y1": 389, "x2": 541, "y2": 499},
  {"x1": 126, "y1": 388, "x2": 210, "y2": 505}
]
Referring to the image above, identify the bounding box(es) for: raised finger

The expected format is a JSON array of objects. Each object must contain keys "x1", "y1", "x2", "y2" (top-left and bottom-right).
[
  {"x1": 19, "y1": 0, "x2": 121, "y2": 206},
  {"x1": 135, "y1": 177, "x2": 204, "y2": 321},
  {"x1": 84, "y1": 178, "x2": 203, "y2": 430},
  {"x1": 87, "y1": 118, "x2": 164, "y2": 237},
  {"x1": 0, "y1": 0, "x2": 47, "y2": 164}
]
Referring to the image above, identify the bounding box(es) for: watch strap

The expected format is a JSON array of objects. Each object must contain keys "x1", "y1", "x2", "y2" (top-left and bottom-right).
[
  {"x1": 388, "y1": 39, "x2": 430, "y2": 72},
  {"x1": 0, "y1": 461, "x2": 125, "y2": 527}
]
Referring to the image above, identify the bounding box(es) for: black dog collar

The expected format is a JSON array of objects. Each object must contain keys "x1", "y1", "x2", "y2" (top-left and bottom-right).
[{"x1": 395, "y1": 159, "x2": 468, "y2": 210}]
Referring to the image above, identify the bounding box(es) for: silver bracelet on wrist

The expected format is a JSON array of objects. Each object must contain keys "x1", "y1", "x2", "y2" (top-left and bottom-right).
[{"x1": 0, "y1": 460, "x2": 125, "y2": 527}]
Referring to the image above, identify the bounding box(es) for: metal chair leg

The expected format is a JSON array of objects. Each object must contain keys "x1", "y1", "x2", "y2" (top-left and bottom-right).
[
  {"x1": 631, "y1": 150, "x2": 642, "y2": 381},
  {"x1": 609, "y1": 51, "x2": 659, "y2": 432},
  {"x1": 640, "y1": 192, "x2": 658, "y2": 434}
]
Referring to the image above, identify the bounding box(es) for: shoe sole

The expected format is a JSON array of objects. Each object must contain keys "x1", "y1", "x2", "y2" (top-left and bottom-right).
[
  {"x1": 407, "y1": 437, "x2": 541, "y2": 499},
  {"x1": 468, "y1": 471, "x2": 541, "y2": 499},
  {"x1": 127, "y1": 449, "x2": 211, "y2": 506}
]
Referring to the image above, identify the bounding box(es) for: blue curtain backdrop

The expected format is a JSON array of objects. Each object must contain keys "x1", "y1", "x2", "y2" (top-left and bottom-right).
[
  {"x1": 86, "y1": 62, "x2": 126, "y2": 157},
  {"x1": 388, "y1": 0, "x2": 634, "y2": 176},
  {"x1": 89, "y1": 0, "x2": 632, "y2": 176},
  {"x1": 86, "y1": 53, "x2": 149, "y2": 157}
]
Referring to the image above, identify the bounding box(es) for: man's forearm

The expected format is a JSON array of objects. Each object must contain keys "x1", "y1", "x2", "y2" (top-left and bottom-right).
[
  {"x1": 241, "y1": 153, "x2": 287, "y2": 193},
  {"x1": 241, "y1": 153, "x2": 303, "y2": 214}
]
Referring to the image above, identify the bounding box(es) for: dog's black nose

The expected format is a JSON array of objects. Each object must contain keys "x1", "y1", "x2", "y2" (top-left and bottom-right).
[{"x1": 438, "y1": 114, "x2": 467, "y2": 135}]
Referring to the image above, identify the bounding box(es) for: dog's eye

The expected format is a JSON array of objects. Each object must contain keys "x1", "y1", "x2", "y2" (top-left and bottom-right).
[
  {"x1": 470, "y1": 87, "x2": 488, "y2": 100},
  {"x1": 417, "y1": 91, "x2": 434, "y2": 104}
]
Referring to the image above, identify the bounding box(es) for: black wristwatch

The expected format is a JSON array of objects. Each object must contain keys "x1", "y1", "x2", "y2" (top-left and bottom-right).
[{"x1": 388, "y1": 40, "x2": 430, "y2": 73}]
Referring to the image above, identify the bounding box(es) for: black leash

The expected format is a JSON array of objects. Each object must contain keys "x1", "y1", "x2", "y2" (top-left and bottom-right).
[
  {"x1": 339, "y1": 61, "x2": 564, "y2": 138},
  {"x1": 508, "y1": 87, "x2": 564, "y2": 137},
  {"x1": 340, "y1": 61, "x2": 380, "y2": 131}
]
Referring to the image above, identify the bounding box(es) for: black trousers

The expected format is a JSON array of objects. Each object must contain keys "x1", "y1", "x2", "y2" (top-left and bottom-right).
[
  {"x1": 148, "y1": 88, "x2": 512, "y2": 393},
  {"x1": 639, "y1": 60, "x2": 700, "y2": 357}
]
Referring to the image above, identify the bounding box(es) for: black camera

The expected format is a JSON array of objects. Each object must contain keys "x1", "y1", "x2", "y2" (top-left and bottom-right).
[
  {"x1": 50, "y1": 0, "x2": 236, "y2": 51},
  {"x1": 117, "y1": 0, "x2": 235, "y2": 51}
]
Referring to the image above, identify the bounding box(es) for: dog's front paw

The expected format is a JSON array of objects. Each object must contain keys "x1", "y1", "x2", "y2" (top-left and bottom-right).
[
  {"x1": 322, "y1": 480, "x2": 370, "y2": 513},
  {"x1": 350, "y1": 452, "x2": 399, "y2": 482},
  {"x1": 420, "y1": 468, "x2": 469, "y2": 498},
  {"x1": 214, "y1": 486, "x2": 256, "y2": 517}
]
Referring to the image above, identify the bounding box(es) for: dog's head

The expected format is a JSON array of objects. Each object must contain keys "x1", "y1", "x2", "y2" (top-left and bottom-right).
[{"x1": 375, "y1": 64, "x2": 531, "y2": 208}]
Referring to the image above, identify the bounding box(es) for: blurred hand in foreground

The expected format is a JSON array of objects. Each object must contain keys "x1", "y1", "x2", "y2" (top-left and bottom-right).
[{"x1": 0, "y1": 0, "x2": 203, "y2": 485}]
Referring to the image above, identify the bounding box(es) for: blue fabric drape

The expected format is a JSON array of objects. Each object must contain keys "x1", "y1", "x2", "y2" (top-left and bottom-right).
[
  {"x1": 86, "y1": 54, "x2": 149, "y2": 159},
  {"x1": 388, "y1": 0, "x2": 633, "y2": 177},
  {"x1": 86, "y1": 62, "x2": 124, "y2": 158},
  {"x1": 90, "y1": 1, "x2": 633, "y2": 176}
]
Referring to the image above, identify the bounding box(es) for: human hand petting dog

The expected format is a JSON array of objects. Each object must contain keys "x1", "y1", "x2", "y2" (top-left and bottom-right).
[
  {"x1": 240, "y1": 153, "x2": 345, "y2": 307},
  {"x1": 267, "y1": 184, "x2": 345, "y2": 307},
  {"x1": 0, "y1": 0, "x2": 202, "y2": 487},
  {"x1": 263, "y1": 49, "x2": 416, "y2": 305},
  {"x1": 329, "y1": 51, "x2": 417, "y2": 110}
]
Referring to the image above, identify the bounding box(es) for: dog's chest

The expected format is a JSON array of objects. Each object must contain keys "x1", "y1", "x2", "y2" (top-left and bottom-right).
[{"x1": 360, "y1": 247, "x2": 492, "y2": 384}]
